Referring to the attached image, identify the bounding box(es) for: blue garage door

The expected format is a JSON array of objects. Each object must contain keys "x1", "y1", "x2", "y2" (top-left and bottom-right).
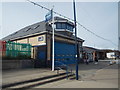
[{"x1": 54, "y1": 41, "x2": 76, "y2": 66}]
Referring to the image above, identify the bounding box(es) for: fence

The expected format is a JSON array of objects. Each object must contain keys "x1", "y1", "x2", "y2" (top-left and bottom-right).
[
  {"x1": 0, "y1": 41, "x2": 6, "y2": 57},
  {"x1": 1, "y1": 41, "x2": 31, "y2": 59}
]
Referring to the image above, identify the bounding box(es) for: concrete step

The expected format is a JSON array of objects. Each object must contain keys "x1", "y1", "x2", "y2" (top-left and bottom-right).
[
  {"x1": 69, "y1": 75, "x2": 76, "y2": 80},
  {"x1": 2, "y1": 72, "x2": 75, "y2": 89}
]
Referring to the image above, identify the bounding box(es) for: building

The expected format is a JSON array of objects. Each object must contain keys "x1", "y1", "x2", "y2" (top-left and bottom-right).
[
  {"x1": 2, "y1": 17, "x2": 84, "y2": 67},
  {"x1": 83, "y1": 46, "x2": 98, "y2": 62},
  {"x1": 83, "y1": 47, "x2": 120, "y2": 61},
  {"x1": 100, "y1": 49, "x2": 120, "y2": 59},
  {"x1": 83, "y1": 46, "x2": 107, "y2": 62}
]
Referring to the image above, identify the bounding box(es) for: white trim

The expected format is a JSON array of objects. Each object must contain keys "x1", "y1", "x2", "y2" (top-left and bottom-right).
[
  {"x1": 32, "y1": 43, "x2": 46, "y2": 47},
  {"x1": 10, "y1": 31, "x2": 47, "y2": 41},
  {"x1": 55, "y1": 29, "x2": 73, "y2": 33}
]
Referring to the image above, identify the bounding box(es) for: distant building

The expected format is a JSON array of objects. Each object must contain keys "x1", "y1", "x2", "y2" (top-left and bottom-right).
[
  {"x1": 97, "y1": 49, "x2": 120, "y2": 59},
  {"x1": 83, "y1": 46, "x2": 98, "y2": 62},
  {"x1": 83, "y1": 46, "x2": 108, "y2": 61},
  {"x1": 2, "y1": 17, "x2": 84, "y2": 67}
]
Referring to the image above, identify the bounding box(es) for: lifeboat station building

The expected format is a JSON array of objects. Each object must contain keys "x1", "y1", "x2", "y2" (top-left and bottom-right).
[{"x1": 2, "y1": 17, "x2": 84, "y2": 67}]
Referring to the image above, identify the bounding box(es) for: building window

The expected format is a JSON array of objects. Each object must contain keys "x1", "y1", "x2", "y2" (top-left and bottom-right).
[
  {"x1": 56, "y1": 23, "x2": 74, "y2": 31},
  {"x1": 70, "y1": 26, "x2": 74, "y2": 31},
  {"x1": 56, "y1": 23, "x2": 61, "y2": 29},
  {"x1": 25, "y1": 28, "x2": 31, "y2": 32},
  {"x1": 61, "y1": 23, "x2": 66, "y2": 29},
  {"x1": 67, "y1": 24, "x2": 73, "y2": 31},
  {"x1": 34, "y1": 25, "x2": 40, "y2": 29}
]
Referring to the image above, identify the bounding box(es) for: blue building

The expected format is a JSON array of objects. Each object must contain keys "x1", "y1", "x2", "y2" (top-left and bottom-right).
[{"x1": 2, "y1": 16, "x2": 84, "y2": 67}]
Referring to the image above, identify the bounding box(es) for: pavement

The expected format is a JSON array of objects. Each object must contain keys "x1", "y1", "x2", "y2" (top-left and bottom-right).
[
  {"x1": 2, "y1": 60, "x2": 119, "y2": 88},
  {"x1": 35, "y1": 60, "x2": 119, "y2": 88},
  {"x1": 2, "y1": 68, "x2": 65, "y2": 86},
  {"x1": 48, "y1": 64, "x2": 118, "y2": 88}
]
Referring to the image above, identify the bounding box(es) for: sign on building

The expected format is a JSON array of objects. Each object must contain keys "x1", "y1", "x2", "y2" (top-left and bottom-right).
[
  {"x1": 45, "y1": 10, "x2": 53, "y2": 22},
  {"x1": 38, "y1": 36, "x2": 44, "y2": 41}
]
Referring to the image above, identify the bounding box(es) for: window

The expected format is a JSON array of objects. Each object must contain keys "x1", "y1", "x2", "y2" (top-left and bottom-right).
[
  {"x1": 56, "y1": 23, "x2": 73, "y2": 31},
  {"x1": 25, "y1": 28, "x2": 31, "y2": 32},
  {"x1": 70, "y1": 26, "x2": 74, "y2": 31},
  {"x1": 56, "y1": 23, "x2": 67, "y2": 29},
  {"x1": 67, "y1": 24, "x2": 74, "y2": 31},
  {"x1": 67, "y1": 24, "x2": 70, "y2": 30},
  {"x1": 61, "y1": 23, "x2": 66, "y2": 29},
  {"x1": 56, "y1": 23, "x2": 61, "y2": 29},
  {"x1": 34, "y1": 25, "x2": 40, "y2": 29}
]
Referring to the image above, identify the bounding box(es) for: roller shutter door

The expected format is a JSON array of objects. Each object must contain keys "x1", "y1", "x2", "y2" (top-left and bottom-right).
[{"x1": 54, "y1": 41, "x2": 76, "y2": 66}]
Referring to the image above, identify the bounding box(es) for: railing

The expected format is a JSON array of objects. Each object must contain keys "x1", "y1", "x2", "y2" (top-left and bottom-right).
[{"x1": 55, "y1": 60, "x2": 74, "y2": 79}]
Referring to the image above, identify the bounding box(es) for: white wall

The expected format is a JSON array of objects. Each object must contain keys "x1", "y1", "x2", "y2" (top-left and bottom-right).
[{"x1": 107, "y1": 52, "x2": 115, "y2": 59}]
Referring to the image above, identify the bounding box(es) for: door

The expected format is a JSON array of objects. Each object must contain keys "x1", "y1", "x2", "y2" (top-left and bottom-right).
[
  {"x1": 38, "y1": 51, "x2": 46, "y2": 60},
  {"x1": 54, "y1": 41, "x2": 76, "y2": 66},
  {"x1": 35, "y1": 46, "x2": 46, "y2": 67}
]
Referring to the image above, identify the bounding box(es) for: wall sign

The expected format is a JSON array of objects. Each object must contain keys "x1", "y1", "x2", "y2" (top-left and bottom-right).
[
  {"x1": 45, "y1": 10, "x2": 53, "y2": 22},
  {"x1": 38, "y1": 36, "x2": 44, "y2": 41}
]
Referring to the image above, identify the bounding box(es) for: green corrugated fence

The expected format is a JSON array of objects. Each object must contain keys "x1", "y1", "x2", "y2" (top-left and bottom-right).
[{"x1": 5, "y1": 41, "x2": 31, "y2": 59}]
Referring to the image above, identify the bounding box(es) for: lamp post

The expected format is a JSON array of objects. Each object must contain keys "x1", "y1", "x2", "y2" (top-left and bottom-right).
[
  {"x1": 73, "y1": 0, "x2": 79, "y2": 80},
  {"x1": 51, "y1": 9, "x2": 55, "y2": 71}
]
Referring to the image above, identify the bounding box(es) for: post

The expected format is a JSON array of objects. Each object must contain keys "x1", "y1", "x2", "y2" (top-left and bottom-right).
[
  {"x1": 73, "y1": 0, "x2": 79, "y2": 80},
  {"x1": 52, "y1": 9, "x2": 55, "y2": 71}
]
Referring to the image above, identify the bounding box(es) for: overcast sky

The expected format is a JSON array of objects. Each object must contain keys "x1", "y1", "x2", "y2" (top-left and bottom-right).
[{"x1": 0, "y1": 1, "x2": 118, "y2": 50}]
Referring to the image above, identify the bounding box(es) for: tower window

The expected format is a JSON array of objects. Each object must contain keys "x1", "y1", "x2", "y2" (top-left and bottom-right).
[
  {"x1": 61, "y1": 23, "x2": 66, "y2": 29},
  {"x1": 56, "y1": 23, "x2": 61, "y2": 29},
  {"x1": 56, "y1": 22, "x2": 74, "y2": 31}
]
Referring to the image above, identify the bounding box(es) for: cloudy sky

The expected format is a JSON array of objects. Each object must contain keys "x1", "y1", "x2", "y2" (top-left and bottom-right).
[{"x1": 0, "y1": 1, "x2": 118, "y2": 50}]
